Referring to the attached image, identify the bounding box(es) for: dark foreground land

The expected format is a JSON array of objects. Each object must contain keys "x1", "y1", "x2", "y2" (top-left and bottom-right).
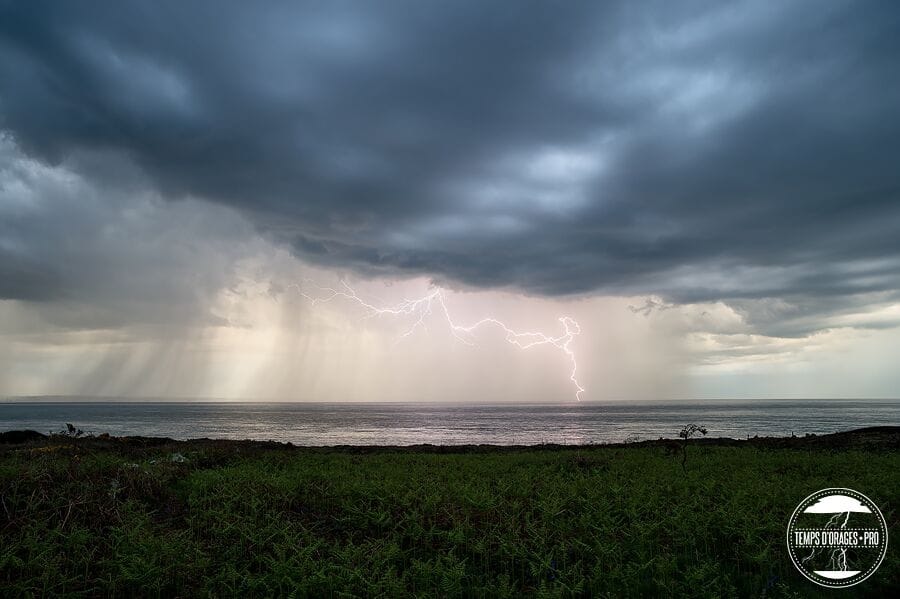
[{"x1": 1, "y1": 428, "x2": 898, "y2": 597}]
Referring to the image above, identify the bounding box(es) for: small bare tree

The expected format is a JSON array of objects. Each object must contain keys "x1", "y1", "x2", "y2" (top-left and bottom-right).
[
  {"x1": 677, "y1": 424, "x2": 707, "y2": 471},
  {"x1": 64, "y1": 423, "x2": 84, "y2": 438}
]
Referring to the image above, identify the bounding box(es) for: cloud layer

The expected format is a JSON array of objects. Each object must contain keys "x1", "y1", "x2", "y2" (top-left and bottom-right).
[
  {"x1": 2, "y1": 1, "x2": 898, "y2": 304},
  {"x1": 2, "y1": 2, "x2": 900, "y2": 400},
  {"x1": 804, "y1": 495, "x2": 871, "y2": 514}
]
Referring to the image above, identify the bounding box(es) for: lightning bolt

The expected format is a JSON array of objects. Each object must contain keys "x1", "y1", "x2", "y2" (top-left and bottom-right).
[
  {"x1": 829, "y1": 511, "x2": 851, "y2": 573},
  {"x1": 801, "y1": 510, "x2": 852, "y2": 572},
  {"x1": 290, "y1": 280, "x2": 586, "y2": 400}
]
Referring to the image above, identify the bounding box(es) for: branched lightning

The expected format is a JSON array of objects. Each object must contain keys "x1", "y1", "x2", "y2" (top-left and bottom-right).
[
  {"x1": 801, "y1": 510, "x2": 852, "y2": 572},
  {"x1": 290, "y1": 280, "x2": 585, "y2": 400},
  {"x1": 828, "y1": 511, "x2": 851, "y2": 572}
]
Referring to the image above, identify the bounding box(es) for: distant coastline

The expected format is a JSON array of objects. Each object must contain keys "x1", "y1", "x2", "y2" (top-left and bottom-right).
[
  {"x1": 4, "y1": 396, "x2": 900, "y2": 403},
  {"x1": 3, "y1": 425, "x2": 899, "y2": 451},
  {"x1": 2, "y1": 399, "x2": 898, "y2": 446}
]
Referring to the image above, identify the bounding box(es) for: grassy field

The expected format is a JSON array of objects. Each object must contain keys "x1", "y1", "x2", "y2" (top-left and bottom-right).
[{"x1": 1, "y1": 431, "x2": 897, "y2": 597}]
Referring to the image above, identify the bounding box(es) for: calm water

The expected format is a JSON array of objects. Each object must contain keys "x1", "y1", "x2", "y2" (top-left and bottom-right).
[{"x1": 1, "y1": 400, "x2": 898, "y2": 445}]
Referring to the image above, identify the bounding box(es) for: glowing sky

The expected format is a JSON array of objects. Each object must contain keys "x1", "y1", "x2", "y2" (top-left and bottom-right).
[{"x1": 2, "y1": 1, "x2": 900, "y2": 400}]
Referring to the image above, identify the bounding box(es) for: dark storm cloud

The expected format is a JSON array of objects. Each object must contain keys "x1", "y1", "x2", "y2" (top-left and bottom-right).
[
  {"x1": 0, "y1": 137, "x2": 259, "y2": 329},
  {"x1": 1, "y1": 0, "x2": 900, "y2": 312}
]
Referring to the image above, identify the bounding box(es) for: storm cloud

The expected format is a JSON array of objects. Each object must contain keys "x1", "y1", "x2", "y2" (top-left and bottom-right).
[{"x1": 1, "y1": 1, "x2": 900, "y2": 314}]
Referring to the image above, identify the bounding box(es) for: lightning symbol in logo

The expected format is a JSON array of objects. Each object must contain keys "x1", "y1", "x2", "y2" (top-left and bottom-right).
[{"x1": 291, "y1": 280, "x2": 586, "y2": 400}]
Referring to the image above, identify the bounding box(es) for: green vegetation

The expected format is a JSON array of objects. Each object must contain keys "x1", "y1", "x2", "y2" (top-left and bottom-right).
[{"x1": 1, "y1": 434, "x2": 897, "y2": 597}]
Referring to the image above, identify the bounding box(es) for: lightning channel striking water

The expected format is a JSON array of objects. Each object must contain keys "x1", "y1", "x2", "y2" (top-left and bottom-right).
[{"x1": 291, "y1": 280, "x2": 585, "y2": 400}]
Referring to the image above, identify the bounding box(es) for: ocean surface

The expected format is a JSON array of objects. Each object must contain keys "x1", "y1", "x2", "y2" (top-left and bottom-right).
[{"x1": 1, "y1": 399, "x2": 898, "y2": 445}]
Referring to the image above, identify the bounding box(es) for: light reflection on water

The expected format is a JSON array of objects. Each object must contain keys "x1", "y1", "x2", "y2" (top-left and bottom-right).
[{"x1": 1, "y1": 400, "x2": 897, "y2": 445}]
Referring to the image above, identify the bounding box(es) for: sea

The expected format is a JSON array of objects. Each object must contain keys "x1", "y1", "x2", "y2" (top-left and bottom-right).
[{"x1": 1, "y1": 399, "x2": 898, "y2": 445}]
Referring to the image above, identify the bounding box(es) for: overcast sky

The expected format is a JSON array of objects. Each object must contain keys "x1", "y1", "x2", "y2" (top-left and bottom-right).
[{"x1": 2, "y1": 1, "x2": 899, "y2": 401}]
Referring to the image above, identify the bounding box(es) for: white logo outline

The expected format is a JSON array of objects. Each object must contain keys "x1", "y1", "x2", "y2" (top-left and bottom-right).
[{"x1": 786, "y1": 487, "x2": 888, "y2": 588}]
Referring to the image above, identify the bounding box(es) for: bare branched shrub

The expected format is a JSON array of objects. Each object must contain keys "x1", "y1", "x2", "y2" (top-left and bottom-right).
[
  {"x1": 63, "y1": 423, "x2": 84, "y2": 438},
  {"x1": 677, "y1": 424, "x2": 707, "y2": 471}
]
